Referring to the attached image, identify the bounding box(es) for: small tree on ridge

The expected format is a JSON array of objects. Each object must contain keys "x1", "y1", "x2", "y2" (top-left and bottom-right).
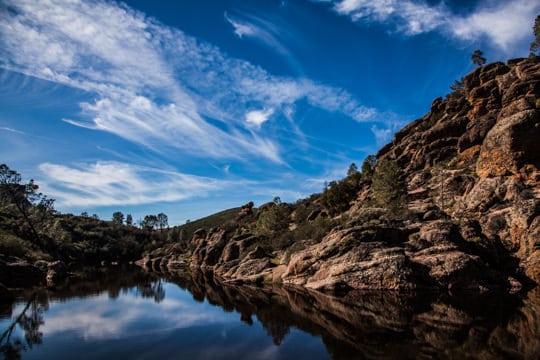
[{"x1": 471, "y1": 49, "x2": 486, "y2": 67}]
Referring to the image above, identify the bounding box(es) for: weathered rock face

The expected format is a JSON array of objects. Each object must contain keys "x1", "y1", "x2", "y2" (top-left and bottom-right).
[
  {"x1": 477, "y1": 109, "x2": 540, "y2": 177},
  {"x1": 286, "y1": 57, "x2": 539, "y2": 289},
  {"x1": 281, "y1": 221, "x2": 506, "y2": 291},
  {"x1": 375, "y1": 57, "x2": 540, "y2": 285},
  {"x1": 139, "y1": 57, "x2": 539, "y2": 292},
  {"x1": 46, "y1": 260, "x2": 68, "y2": 286},
  {"x1": 196, "y1": 228, "x2": 227, "y2": 268},
  {"x1": 194, "y1": 229, "x2": 275, "y2": 284}
]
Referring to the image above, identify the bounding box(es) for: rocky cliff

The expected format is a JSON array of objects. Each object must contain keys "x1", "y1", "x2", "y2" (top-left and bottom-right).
[{"x1": 140, "y1": 57, "x2": 540, "y2": 292}]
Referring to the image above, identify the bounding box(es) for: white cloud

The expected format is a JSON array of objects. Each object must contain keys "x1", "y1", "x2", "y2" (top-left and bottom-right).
[
  {"x1": 448, "y1": 1, "x2": 540, "y2": 50},
  {"x1": 334, "y1": 0, "x2": 444, "y2": 35},
  {"x1": 224, "y1": 11, "x2": 305, "y2": 73},
  {"x1": 0, "y1": 0, "x2": 378, "y2": 165},
  {"x1": 38, "y1": 161, "x2": 223, "y2": 207},
  {"x1": 329, "y1": 0, "x2": 540, "y2": 51},
  {"x1": 370, "y1": 125, "x2": 393, "y2": 146},
  {"x1": 224, "y1": 12, "x2": 256, "y2": 38},
  {"x1": 0, "y1": 127, "x2": 26, "y2": 134},
  {"x1": 370, "y1": 116, "x2": 406, "y2": 146},
  {"x1": 245, "y1": 108, "x2": 274, "y2": 128}
]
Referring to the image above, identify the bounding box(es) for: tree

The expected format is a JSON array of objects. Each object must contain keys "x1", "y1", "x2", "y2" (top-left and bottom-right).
[
  {"x1": 320, "y1": 179, "x2": 357, "y2": 215},
  {"x1": 126, "y1": 214, "x2": 133, "y2": 226},
  {"x1": 347, "y1": 162, "x2": 362, "y2": 186},
  {"x1": 371, "y1": 160, "x2": 407, "y2": 215},
  {"x1": 471, "y1": 49, "x2": 486, "y2": 67},
  {"x1": 0, "y1": 164, "x2": 55, "y2": 250},
  {"x1": 141, "y1": 214, "x2": 158, "y2": 230},
  {"x1": 530, "y1": 15, "x2": 540, "y2": 56},
  {"x1": 347, "y1": 163, "x2": 358, "y2": 177},
  {"x1": 448, "y1": 77, "x2": 465, "y2": 99},
  {"x1": 361, "y1": 155, "x2": 377, "y2": 182},
  {"x1": 255, "y1": 203, "x2": 291, "y2": 239},
  {"x1": 112, "y1": 211, "x2": 124, "y2": 225},
  {"x1": 157, "y1": 212, "x2": 168, "y2": 231}
]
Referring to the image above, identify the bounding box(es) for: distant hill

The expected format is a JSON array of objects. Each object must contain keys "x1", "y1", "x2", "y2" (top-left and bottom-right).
[{"x1": 172, "y1": 207, "x2": 242, "y2": 243}]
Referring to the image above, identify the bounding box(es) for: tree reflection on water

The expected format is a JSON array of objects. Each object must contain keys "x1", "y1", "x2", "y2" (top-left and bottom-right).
[
  {"x1": 136, "y1": 279, "x2": 165, "y2": 303},
  {"x1": 0, "y1": 293, "x2": 47, "y2": 360},
  {"x1": 0, "y1": 266, "x2": 163, "y2": 360}
]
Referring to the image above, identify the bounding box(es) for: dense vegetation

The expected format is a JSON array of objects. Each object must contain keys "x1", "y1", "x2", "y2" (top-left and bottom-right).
[{"x1": 0, "y1": 164, "x2": 160, "y2": 264}]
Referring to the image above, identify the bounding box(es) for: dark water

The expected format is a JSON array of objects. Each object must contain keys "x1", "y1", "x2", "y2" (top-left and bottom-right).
[{"x1": 1, "y1": 267, "x2": 540, "y2": 360}]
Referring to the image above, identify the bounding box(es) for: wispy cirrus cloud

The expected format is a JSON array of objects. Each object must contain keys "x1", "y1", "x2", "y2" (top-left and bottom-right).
[
  {"x1": 38, "y1": 162, "x2": 223, "y2": 207},
  {"x1": 327, "y1": 0, "x2": 540, "y2": 51},
  {"x1": 224, "y1": 12, "x2": 257, "y2": 38},
  {"x1": 0, "y1": 0, "x2": 378, "y2": 166},
  {"x1": 334, "y1": 0, "x2": 445, "y2": 35},
  {"x1": 224, "y1": 11, "x2": 296, "y2": 61},
  {"x1": 0, "y1": 126, "x2": 25, "y2": 135}
]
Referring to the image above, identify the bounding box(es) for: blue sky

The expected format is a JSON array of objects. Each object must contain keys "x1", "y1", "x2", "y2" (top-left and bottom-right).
[{"x1": 1, "y1": 0, "x2": 538, "y2": 225}]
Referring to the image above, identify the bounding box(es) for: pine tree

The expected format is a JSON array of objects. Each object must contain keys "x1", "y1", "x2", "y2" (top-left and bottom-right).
[
  {"x1": 371, "y1": 160, "x2": 407, "y2": 215},
  {"x1": 112, "y1": 211, "x2": 124, "y2": 225},
  {"x1": 471, "y1": 49, "x2": 486, "y2": 67}
]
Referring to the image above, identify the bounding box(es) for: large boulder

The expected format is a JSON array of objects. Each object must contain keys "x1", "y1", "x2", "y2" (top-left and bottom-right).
[
  {"x1": 202, "y1": 228, "x2": 227, "y2": 267},
  {"x1": 46, "y1": 260, "x2": 68, "y2": 285},
  {"x1": 477, "y1": 109, "x2": 540, "y2": 178},
  {"x1": 190, "y1": 228, "x2": 228, "y2": 269}
]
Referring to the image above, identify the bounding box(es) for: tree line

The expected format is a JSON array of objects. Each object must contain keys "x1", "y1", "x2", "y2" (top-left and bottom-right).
[{"x1": 111, "y1": 211, "x2": 168, "y2": 230}]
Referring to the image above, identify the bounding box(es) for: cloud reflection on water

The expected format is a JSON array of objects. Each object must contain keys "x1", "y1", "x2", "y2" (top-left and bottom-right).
[{"x1": 40, "y1": 283, "x2": 232, "y2": 341}]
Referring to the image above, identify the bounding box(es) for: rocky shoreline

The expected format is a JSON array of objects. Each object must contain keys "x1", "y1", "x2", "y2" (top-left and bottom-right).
[{"x1": 138, "y1": 57, "x2": 540, "y2": 294}]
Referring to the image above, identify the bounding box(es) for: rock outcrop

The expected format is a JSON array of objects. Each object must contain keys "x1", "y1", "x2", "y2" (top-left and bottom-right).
[
  {"x1": 139, "y1": 57, "x2": 540, "y2": 293},
  {"x1": 281, "y1": 222, "x2": 505, "y2": 291},
  {"x1": 46, "y1": 260, "x2": 68, "y2": 286}
]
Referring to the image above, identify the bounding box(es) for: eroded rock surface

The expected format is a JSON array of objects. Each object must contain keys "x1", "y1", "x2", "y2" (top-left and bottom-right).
[{"x1": 139, "y1": 57, "x2": 540, "y2": 292}]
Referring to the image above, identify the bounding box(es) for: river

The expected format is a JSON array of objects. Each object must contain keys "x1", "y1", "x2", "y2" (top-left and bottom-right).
[{"x1": 1, "y1": 266, "x2": 539, "y2": 359}]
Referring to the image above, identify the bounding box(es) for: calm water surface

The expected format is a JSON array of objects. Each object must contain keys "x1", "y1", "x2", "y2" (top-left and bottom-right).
[{"x1": 1, "y1": 266, "x2": 540, "y2": 359}]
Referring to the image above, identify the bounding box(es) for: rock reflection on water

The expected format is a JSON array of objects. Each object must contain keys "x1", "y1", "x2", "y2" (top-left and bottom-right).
[
  {"x1": 1, "y1": 266, "x2": 540, "y2": 359},
  {"x1": 169, "y1": 270, "x2": 540, "y2": 359}
]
